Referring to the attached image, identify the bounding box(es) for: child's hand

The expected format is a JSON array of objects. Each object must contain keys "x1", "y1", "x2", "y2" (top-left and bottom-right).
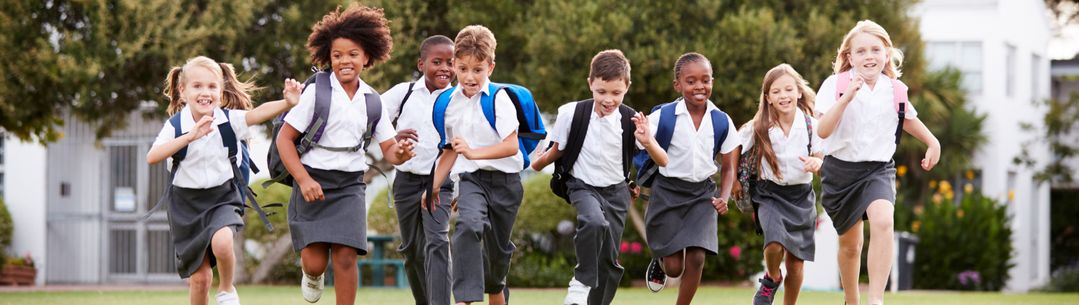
[
  {"x1": 632, "y1": 112, "x2": 652, "y2": 146},
  {"x1": 283, "y1": 78, "x2": 303, "y2": 106},
  {"x1": 188, "y1": 116, "x2": 215, "y2": 141},
  {"x1": 629, "y1": 183, "x2": 641, "y2": 201},
  {"x1": 731, "y1": 182, "x2": 744, "y2": 200},
  {"x1": 395, "y1": 128, "x2": 419, "y2": 143},
  {"x1": 842, "y1": 75, "x2": 864, "y2": 101},
  {"x1": 451, "y1": 137, "x2": 473, "y2": 159},
  {"x1": 395, "y1": 140, "x2": 416, "y2": 162},
  {"x1": 799, "y1": 156, "x2": 823, "y2": 173},
  {"x1": 421, "y1": 189, "x2": 438, "y2": 211},
  {"x1": 922, "y1": 144, "x2": 940, "y2": 171},
  {"x1": 712, "y1": 197, "x2": 729, "y2": 215},
  {"x1": 298, "y1": 177, "x2": 324, "y2": 202}
]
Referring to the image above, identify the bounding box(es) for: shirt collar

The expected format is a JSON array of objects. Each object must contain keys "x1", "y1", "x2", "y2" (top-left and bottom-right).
[
  {"x1": 329, "y1": 72, "x2": 375, "y2": 96},
  {"x1": 452, "y1": 78, "x2": 491, "y2": 100},
  {"x1": 674, "y1": 97, "x2": 718, "y2": 116},
  {"x1": 179, "y1": 106, "x2": 229, "y2": 133}
]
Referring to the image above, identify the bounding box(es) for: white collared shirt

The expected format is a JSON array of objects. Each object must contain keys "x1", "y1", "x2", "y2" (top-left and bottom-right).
[
  {"x1": 816, "y1": 73, "x2": 918, "y2": 162},
  {"x1": 738, "y1": 109, "x2": 823, "y2": 185},
  {"x1": 443, "y1": 78, "x2": 522, "y2": 175},
  {"x1": 381, "y1": 78, "x2": 451, "y2": 175},
  {"x1": 283, "y1": 74, "x2": 395, "y2": 172},
  {"x1": 153, "y1": 106, "x2": 250, "y2": 189},
  {"x1": 647, "y1": 99, "x2": 740, "y2": 183},
  {"x1": 549, "y1": 101, "x2": 628, "y2": 187}
]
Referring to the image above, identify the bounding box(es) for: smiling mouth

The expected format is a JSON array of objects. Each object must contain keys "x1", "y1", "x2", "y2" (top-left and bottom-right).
[
  {"x1": 339, "y1": 67, "x2": 355, "y2": 74},
  {"x1": 195, "y1": 97, "x2": 213, "y2": 107}
]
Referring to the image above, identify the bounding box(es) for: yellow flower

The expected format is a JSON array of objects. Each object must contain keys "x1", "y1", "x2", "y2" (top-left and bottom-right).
[
  {"x1": 912, "y1": 220, "x2": 921, "y2": 233},
  {"x1": 945, "y1": 190, "x2": 955, "y2": 201},
  {"x1": 964, "y1": 183, "x2": 974, "y2": 194},
  {"x1": 932, "y1": 193, "x2": 943, "y2": 204},
  {"x1": 940, "y1": 181, "x2": 953, "y2": 193},
  {"x1": 929, "y1": 180, "x2": 939, "y2": 189},
  {"x1": 957, "y1": 209, "x2": 965, "y2": 219},
  {"x1": 897, "y1": 165, "x2": 908, "y2": 177},
  {"x1": 966, "y1": 170, "x2": 975, "y2": 180}
]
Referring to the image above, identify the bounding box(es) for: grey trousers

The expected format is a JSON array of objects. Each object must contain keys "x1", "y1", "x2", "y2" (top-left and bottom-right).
[
  {"x1": 567, "y1": 178, "x2": 629, "y2": 305},
  {"x1": 393, "y1": 172, "x2": 455, "y2": 305},
  {"x1": 452, "y1": 170, "x2": 523, "y2": 303}
]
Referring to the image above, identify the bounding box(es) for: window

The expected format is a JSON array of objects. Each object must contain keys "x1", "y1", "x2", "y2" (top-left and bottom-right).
[
  {"x1": 1006, "y1": 44, "x2": 1017, "y2": 97},
  {"x1": 926, "y1": 41, "x2": 984, "y2": 94},
  {"x1": 1032, "y1": 54, "x2": 1043, "y2": 100}
]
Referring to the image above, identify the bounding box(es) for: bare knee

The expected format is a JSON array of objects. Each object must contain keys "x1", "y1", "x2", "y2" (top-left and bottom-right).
[
  {"x1": 684, "y1": 249, "x2": 706, "y2": 271},
  {"x1": 838, "y1": 240, "x2": 862, "y2": 259},
  {"x1": 867, "y1": 201, "x2": 895, "y2": 233},
  {"x1": 764, "y1": 243, "x2": 785, "y2": 256},
  {"x1": 663, "y1": 254, "x2": 684, "y2": 278},
  {"x1": 332, "y1": 247, "x2": 358, "y2": 272},
  {"x1": 785, "y1": 258, "x2": 805, "y2": 277},
  {"x1": 189, "y1": 268, "x2": 214, "y2": 291}
]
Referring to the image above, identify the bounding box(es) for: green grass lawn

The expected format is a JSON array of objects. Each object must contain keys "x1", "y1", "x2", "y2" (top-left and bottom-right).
[{"x1": 2, "y1": 285, "x2": 1078, "y2": 305}]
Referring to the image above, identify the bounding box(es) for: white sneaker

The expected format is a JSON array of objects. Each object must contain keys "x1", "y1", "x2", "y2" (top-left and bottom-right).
[
  {"x1": 563, "y1": 277, "x2": 590, "y2": 305},
  {"x1": 301, "y1": 273, "x2": 324, "y2": 303},
  {"x1": 215, "y1": 290, "x2": 241, "y2": 305}
]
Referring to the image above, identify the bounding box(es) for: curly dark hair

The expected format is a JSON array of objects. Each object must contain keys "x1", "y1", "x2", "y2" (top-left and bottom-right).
[{"x1": 306, "y1": 4, "x2": 393, "y2": 69}]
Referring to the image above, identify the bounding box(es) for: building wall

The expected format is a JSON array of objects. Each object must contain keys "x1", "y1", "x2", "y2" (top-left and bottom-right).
[{"x1": 3, "y1": 135, "x2": 48, "y2": 286}]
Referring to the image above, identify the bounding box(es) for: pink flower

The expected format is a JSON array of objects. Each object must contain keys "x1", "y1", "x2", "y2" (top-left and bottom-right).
[
  {"x1": 630, "y1": 242, "x2": 642, "y2": 254},
  {"x1": 620, "y1": 241, "x2": 630, "y2": 253},
  {"x1": 729, "y1": 245, "x2": 742, "y2": 260}
]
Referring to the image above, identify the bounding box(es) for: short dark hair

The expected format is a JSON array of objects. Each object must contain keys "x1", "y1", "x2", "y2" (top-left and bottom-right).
[
  {"x1": 419, "y1": 35, "x2": 454, "y2": 59},
  {"x1": 306, "y1": 4, "x2": 393, "y2": 69},
  {"x1": 589, "y1": 50, "x2": 631, "y2": 84},
  {"x1": 454, "y1": 25, "x2": 496, "y2": 62},
  {"x1": 673, "y1": 52, "x2": 711, "y2": 79}
]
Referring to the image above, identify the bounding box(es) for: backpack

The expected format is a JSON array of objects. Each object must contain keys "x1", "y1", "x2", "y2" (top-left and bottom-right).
[
  {"x1": 549, "y1": 100, "x2": 637, "y2": 202},
  {"x1": 391, "y1": 81, "x2": 417, "y2": 127},
  {"x1": 262, "y1": 69, "x2": 383, "y2": 188},
  {"x1": 432, "y1": 82, "x2": 547, "y2": 169},
  {"x1": 632, "y1": 98, "x2": 730, "y2": 188},
  {"x1": 834, "y1": 71, "x2": 909, "y2": 145},
  {"x1": 735, "y1": 111, "x2": 813, "y2": 234}
]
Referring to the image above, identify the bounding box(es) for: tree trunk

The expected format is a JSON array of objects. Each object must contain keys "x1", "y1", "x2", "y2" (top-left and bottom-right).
[
  {"x1": 251, "y1": 234, "x2": 293, "y2": 284},
  {"x1": 627, "y1": 199, "x2": 648, "y2": 244},
  {"x1": 233, "y1": 231, "x2": 248, "y2": 283}
]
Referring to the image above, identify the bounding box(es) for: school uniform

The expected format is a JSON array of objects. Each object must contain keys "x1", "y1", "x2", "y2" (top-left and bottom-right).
[
  {"x1": 443, "y1": 78, "x2": 523, "y2": 303},
  {"x1": 283, "y1": 74, "x2": 395, "y2": 254},
  {"x1": 738, "y1": 109, "x2": 821, "y2": 261},
  {"x1": 382, "y1": 79, "x2": 454, "y2": 305},
  {"x1": 815, "y1": 72, "x2": 918, "y2": 235},
  {"x1": 152, "y1": 106, "x2": 250, "y2": 278},
  {"x1": 549, "y1": 101, "x2": 633, "y2": 305},
  {"x1": 643, "y1": 99, "x2": 739, "y2": 257}
]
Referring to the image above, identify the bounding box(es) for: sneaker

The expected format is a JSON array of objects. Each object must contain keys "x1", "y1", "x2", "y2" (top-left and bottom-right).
[
  {"x1": 753, "y1": 274, "x2": 781, "y2": 305},
  {"x1": 301, "y1": 273, "x2": 324, "y2": 303},
  {"x1": 564, "y1": 277, "x2": 590, "y2": 305},
  {"x1": 645, "y1": 257, "x2": 667, "y2": 293},
  {"x1": 215, "y1": 290, "x2": 241, "y2": 305}
]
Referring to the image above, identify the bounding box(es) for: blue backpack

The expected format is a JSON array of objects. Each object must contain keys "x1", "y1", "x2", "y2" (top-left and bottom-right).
[
  {"x1": 633, "y1": 99, "x2": 730, "y2": 187},
  {"x1": 432, "y1": 83, "x2": 547, "y2": 169}
]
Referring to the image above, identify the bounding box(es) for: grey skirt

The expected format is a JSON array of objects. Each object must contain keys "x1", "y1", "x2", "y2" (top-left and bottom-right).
[
  {"x1": 168, "y1": 180, "x2": 245, "y2": 278},
  {"x1": 644, "y1": 175, "x2": 718, "y2": 257},
  {"x1": 288, "y1": 166, "x2": 368, "y2": 255},
  {"x1": 820, "y1": 156, "x2": 896, "y2": 235},
  {"x1": 752, "y1": 180, "x2": 816, "y2": 261}
]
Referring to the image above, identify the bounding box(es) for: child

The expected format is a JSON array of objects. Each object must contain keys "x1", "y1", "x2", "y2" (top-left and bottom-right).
[
  {"x1": 530, "y1": 50, "x2": 668, "y2": 305},
  {"x1": 427, "y1": 25, "x2": 518, "y2": 305},
  {"x1": 276, "y1": 5, "x2": 414, "y2": 305},
  {"x1": 380, "y1": 34, "x2": 456, "y2": 305},
  {"x1": 736, "y1": 64, "x2": 823, "y2": 305},
  {"x1": 216, "y1": 63, "x2": 259, "y2": 184},
  {"x1": 816, "y1": 20, "x2": 940, "y2": 305},
  {"x1": 147, "y1": 55, "x2": 302, "y2": 305},
  {"x1": 642, "y1": 52, "x2": 740, "y2": 305}
]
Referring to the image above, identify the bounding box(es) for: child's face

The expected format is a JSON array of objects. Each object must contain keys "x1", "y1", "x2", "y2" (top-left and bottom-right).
[
  {"x1": 180, "y1": 66, "x2": 222, "y2": 116},
  {"x1": 419, "y1": 44, "x2": 455, "y2": 90},
  {"x1": 766, "y1": 74, "x2": 801, "y2": 116},
  {"x1": 673, "y1": 61, "x2": 713, "y2": 105},
  {"x1": 588, "y1": 77, "x2": 630, "y2": 117},
  {"x1": 847, "y1": 32, "x2": 888, "y2": 79},
  {"x1": 330, "y1": 38, "x2": 369, "y2": 85},
  {"x1": 454, "y1": 55, "x2": 495, "y2": 98}
]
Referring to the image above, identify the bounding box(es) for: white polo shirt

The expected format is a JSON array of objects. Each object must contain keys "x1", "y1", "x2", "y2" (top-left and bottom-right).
[
  {"x1": 381, "y1": 78, "x2": 451, "y2": 175},
  {"x1": 283, "y1": 74, "x2": 395, "y2": 172},
  {"x1": 153, "y1": 106, "x2": 250, "y2": 189},
  {"x1": 443, "y1": 79, "x2": 522, "y2": 175},
  {"x1": 738, "y1": 109, "x2": 823, "y2": 185},
  {"x1": 646, "y1": 99, "x2": 740, "y2": 183},
  {"x1": 548, "y1": 101, "x2": 627, "y2": 187},
  {"x1": 816, "y1": 73, "x2": 918, "y2": 162}
]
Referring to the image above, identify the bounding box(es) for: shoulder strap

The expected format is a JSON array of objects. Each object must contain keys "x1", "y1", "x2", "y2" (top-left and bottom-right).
[
  {"x1": 362, "y1": 93, "x2": 382, "y2": 150},
  {"x1": 296, "y1": 70, "x2": 333, "y2": 154},
  {"x1": 618, "y1": 104, "x2": 637, "y2": 180},
  {"x1": 557, "y1": 100, "x2": 594, "y2": 176},
  {"x1": 709, "y1": 109, "x2": 729, "y2": 158},
  {"x1": 655, "y1": 102, "x2": 678, "y2": 151},
  {"x1": 803, "y1": 110, "x2": 813, "y2": 155},
  {"x1": 219, "y1": 109, "x2": 239, "y2": 160},
  {"x1": 168, "y1": 113, "x2": 186, "y2": 172},
  {"x1": 433, "y1": 86, "x2": 456, "y2": 149},
  {"x1": 891, "y1": 78, "x2": 908, "y2": 145},
  {"x1": 393, "y1": 81, "x2": 416, "y2": 127},
  {"x1": 479, "y1": 83, "x2": 501, "y2": 132}
]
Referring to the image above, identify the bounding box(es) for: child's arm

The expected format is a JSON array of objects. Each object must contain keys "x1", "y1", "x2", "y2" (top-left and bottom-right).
[
  {"x1": 530, "y1": 144, "x2": 563, "y2": 171},
  {"x1": 451, "y1": 132, "x2": 520, "y2": 160},
  {"x1": 277, "y1": 123, "x2": 323, "y2": 202},
  {"x1": 379, "y1": 138, "x2": 415, "y2": 165},
  {"x1": 147, "y1": 116, "x2": 213, "y2": 164},
  {"x1": 634, "y1": 112, "x2": 668, "y2": 166},
  {"x1": 799, "y1": 152, "x2": 825, "y2": 174},
  {"x1": 818, "y1": 76, "x2": 863, "y2": 138},
  {"x1": 713, "y1": 150, "x2": 738, "y2": 215},
  {"x1": 424, "y1": 148, "x2": 458, "y2": 211},
  {"x1": 903, "y1": 117, "x2": 941, "y2": 171},
  {"x1": 245, "y1": 79, "x2": 303, "y2": 125}
]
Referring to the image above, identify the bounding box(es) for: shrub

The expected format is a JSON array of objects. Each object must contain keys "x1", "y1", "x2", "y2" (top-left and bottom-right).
[{"x1": 913, "y1": 189, "x2": 1013, "y2": 290}]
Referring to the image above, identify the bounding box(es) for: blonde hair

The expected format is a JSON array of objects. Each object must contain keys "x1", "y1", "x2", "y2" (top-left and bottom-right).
[
  {"x1": 748, "y1": 63, "x2": 816, "y2": 180},
  {"x1": 162, "y1": 56, "x2": 257, "y2": 115},
  {"x1": 832, "y1": 20, "x2": 904, "y2": 79},
  {"x1": 454, "y1": 25, "x2": 497, "y2": 62}
]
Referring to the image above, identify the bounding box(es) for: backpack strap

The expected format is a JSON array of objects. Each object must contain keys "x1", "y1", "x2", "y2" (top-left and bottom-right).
[
  {"x1": 618, "y1": 105, "x2": 638, "y2": 180},
  {"x1": 891, "y1": 78, "x2": 908, "y2": 145},
  {"x1": 168, "y1": 113, "x2": 186, "y2": 172},
  {"x1": 392, "y1": 81, "x2": 416, "y2": 127},
  {"x1": 296, "y1": 70, "x2": 333, "y2": 155},
  {"x1": 479, "y1": 83, "x2": 501, "y2": 136},
  {"x1": 803, "y1": 109, "x2": 814, "y2": 155},
  {"x1": 555, "y1": 100, "x2": 595, "y2": 180},
  {"x1": 709, "y1": 109, "x2": 729, "y2": 159},
  {"x1": 433, "y1": 86, "x2": 456, "y2": 150},
  {"x1": 655, "y1": 102, "x2": 678, "y2": 151}
]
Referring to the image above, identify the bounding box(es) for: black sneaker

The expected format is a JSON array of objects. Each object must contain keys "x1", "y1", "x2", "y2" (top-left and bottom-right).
[
  {"x1": 753, "y1": 274, "x2": 780, "y2": 305},
  {"x1": 645, "y1": 257, "x2": 667, "y2": 293}
]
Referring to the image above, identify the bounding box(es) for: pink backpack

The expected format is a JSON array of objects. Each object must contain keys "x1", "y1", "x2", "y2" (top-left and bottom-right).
[{"x1": 834, "y1": 70, "x2": 910, "y2": 145}]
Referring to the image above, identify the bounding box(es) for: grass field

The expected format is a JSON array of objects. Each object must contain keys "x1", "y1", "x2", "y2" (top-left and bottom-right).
[{"x1": 2, "y1": 285, "x2": 1078, "y2": 305}]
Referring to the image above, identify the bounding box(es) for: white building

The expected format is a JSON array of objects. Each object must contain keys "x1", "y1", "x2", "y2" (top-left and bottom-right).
[
  {"x1": 1050, "y1": 57, "x2": 1079, "y2": 191},
  {"x1": 913, "y1": 0, "x2": 1053, "y2": 292}
]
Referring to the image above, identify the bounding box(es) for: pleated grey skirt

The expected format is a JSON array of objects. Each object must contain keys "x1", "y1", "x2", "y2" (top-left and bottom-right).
[
  {"x1": 168, "y1": 180, "x2": 245, "y2": 278},
  {"x1": 752, "y1": 180, "x2": 816, "y2": 261},
  {"x1": 644, "y1": 175, "x2": 718, "y2": 257},
  {"x1": 820, "y1": 156, "x2": 896, "y2": 235},
  {"x1": 288, "y1": 166, "x2": 368, "y2": 255}
]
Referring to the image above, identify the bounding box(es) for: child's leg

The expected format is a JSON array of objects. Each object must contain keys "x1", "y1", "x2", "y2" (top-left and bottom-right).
[
  {"x1": 662, "y1": 251, "x2": 685, "y2": 278},
  {"x1": 483, "y1": 174, "x2": 523, "y2": 305},
  {"x1": 591, "y1": 188, "x2": 630, "y2": 305},
  {"x1": 300, "y1": 243, "x2": 331, "y2": 277},
  {"x1": 210, "y1": 227, "x2": 236, "y2": 293},
  {"x1": 393, "y1": 173, "x2": 430, "y2": 303},
  {"x1": 452, "y1": 176, "x2": 493, "y2": 304},
  {"x1": 763, "y1": 242, "x2": 785, "y2": 281},
  {"x1": 782, "y1": 254, "x2": 806, "y2": 305},
  {"x1": 837, "y1": 220, "x2": 865, "y2": 305},
  {"x1": 865, "y1": 200, "x2": 895, "y2": 305},
  {"x1": 424, "y1": 181, "x2": 455, "y2": 305},
  {"x1": 330, "y1": 245, "x2": 359, "y2": 305},
  {"x1": 675, "y1": 247, "x2": 706, "y2": 305},
  {"x1": 188, "y1": 254, "x2": 214, "y2": 305},
  {"x1": 570, "y1": 192, "x2": 609, "y2": 289}
]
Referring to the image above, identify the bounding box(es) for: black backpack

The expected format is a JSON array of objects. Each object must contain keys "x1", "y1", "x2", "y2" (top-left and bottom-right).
[{"x1": 550, "y1": 99, "x2": 637, "y2": 202}]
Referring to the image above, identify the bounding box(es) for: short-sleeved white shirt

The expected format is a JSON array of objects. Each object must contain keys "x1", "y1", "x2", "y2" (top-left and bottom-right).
[
  {"x1": 815, "y1": 73, "x2": 918, "y2": 162},
  {"x1": 381, "y1": 79, "x2": 451, "y2": 175},
  {"x1": 646, "y1": 99, "x2": 740, "y2": 183},
  {"x1": 153, "y1": 106, "x2": 250, "y2": 189},
  {"x1": 443, "y1": 79, "x2": 522, "y2": 175},
  {"x1": 738, "y1": 109, "x2": 822, "y2": 185}
]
